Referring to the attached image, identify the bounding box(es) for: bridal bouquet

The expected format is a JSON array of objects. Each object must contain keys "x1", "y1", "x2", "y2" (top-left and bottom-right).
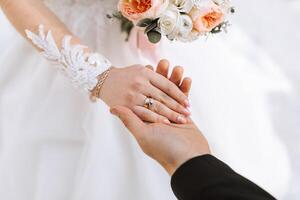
[{"x1": 113, "y1": 0, "x2": 235, "y2": 43}]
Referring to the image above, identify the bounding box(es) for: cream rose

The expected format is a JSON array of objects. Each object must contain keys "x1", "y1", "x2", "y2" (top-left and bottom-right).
[
  {"x1": 179, "y1": 14, "x2": 193, "y2": 35},
  {"x1": 172, "y1": 0, "x2": 195, "y2": 13},
  {"x1": 158, "y1": 6, "x2": 181, "y2": 39},
  {"x1": 118, "y1": 0, "x2": 169, "y2": 23},
  {"x1": 190, "y1": 0, "x2": 225, "y2": 34}
]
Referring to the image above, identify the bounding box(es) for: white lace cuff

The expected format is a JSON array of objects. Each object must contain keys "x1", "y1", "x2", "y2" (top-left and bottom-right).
[{"x1": 25, "y1": 25, "x2": 111, "y2": 91}]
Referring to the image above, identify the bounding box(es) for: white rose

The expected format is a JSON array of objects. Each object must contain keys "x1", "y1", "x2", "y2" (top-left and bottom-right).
[
  {"x1": 212, "y1": 0, "x2": 232, "y2": 13},
  {"x1": 194, "y1": 0, "x2": 212, "y2": 8},
  {"x1": 178, "y1": 30, "x2": 200, "y2": 42},
  {"x1": 178, "y1": 14, "x2": 193, "y2": 36},
  {"x1": 195, "y1": 0, "x2": 231, "y2": 12},
  {"x1": 158, "y1": 6, "x2": 181, "y2": 39},
  {"x1": 172, "y1": 0, "x2": 195, "y2": 13}
]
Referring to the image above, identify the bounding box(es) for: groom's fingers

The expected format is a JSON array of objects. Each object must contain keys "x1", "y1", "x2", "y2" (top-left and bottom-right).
[
  {"x1": 110, "y1": 106, "x2": 145, "y2": 138},
  {"x1": 180, "y1": 77, "x2": 192, "y2": 97},
  {"x1": 156, "y1": 59, "x2": 169, "y2": 78},
  {"x1": 170, "y1": 66, "x2": 184, "y2": 86}
]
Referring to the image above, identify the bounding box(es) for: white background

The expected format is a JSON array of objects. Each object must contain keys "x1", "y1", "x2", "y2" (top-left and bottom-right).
[{"x1": 234, "y1": 0, "x2": 300, "y2": 199}]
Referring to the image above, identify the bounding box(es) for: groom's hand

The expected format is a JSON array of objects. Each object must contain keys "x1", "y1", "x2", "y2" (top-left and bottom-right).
[{"x1": 110, "y1": 106, "x2": 211, "y2": 176}]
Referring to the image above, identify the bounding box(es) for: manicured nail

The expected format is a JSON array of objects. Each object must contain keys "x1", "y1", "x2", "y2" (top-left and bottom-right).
[
  {"x1": 184, "y1": 99, "x2": 190, "y2": 107},
  {"x1": 183, "y1": 108, "x2": 191, "y2": 116},
  {"x1": 177, "y1": 115, "x2": 187, "y2": 124}
]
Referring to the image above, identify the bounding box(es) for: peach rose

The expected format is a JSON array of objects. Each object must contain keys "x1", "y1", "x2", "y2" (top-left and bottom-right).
[
  {"x1": 118, "y1": 0, "x2": 169, "y2": 23},
  {"x1": 189, "y1": 1, "x2": 225, "y2": 34}
]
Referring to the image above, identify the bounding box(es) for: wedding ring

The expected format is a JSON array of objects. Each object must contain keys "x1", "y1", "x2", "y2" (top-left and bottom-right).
[{"x1": 144, "y1": 97, "x2": 154, "y2": 109}]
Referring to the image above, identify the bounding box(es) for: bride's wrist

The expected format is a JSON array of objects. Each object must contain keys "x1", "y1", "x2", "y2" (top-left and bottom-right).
[{"x1": 90, "y1": 66, "x2": 115, "y2": 101}]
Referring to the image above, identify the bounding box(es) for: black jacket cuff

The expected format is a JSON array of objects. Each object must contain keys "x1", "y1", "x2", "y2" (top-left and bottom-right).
[{"x1": 170, "y1": 154, "x2": 276, "y2": 200}]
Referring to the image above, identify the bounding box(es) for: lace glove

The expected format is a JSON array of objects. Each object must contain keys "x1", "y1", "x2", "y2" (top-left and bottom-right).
[{"x1": 25, "y1": 25, "x2": 112, "y2": 94}]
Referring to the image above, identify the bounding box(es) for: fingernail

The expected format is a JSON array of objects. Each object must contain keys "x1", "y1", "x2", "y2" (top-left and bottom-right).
[
  {"x1": 184, "y1": 99, "x2": 190, "y2": 107},
  {"x1": 183, "y1": 108, "x2": 191, "y2": 116},
  {"x1": 163, "y1": 119, "x2": 171, "y2": 124},
  {"x1": 177, "y1": 115, "x2": 187, "y2": 124}
]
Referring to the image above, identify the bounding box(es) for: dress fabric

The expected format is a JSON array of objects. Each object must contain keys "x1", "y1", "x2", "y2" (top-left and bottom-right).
[{"x1": 0, "y1": 0, "x2": 291, "y2": 199}]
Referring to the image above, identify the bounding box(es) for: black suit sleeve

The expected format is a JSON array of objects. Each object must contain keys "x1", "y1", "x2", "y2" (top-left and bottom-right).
[{"x1": 171, "y1": 155, "x2": 276, "y2": 200}]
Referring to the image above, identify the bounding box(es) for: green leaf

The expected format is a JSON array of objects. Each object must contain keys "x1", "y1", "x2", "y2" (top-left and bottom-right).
[
  {"x1": 230, "y1": 7, "x2": 236, "y2": 14},
  {"x1": 211, "y1": 27, "x2": 222, "y2": 34},
  {"x1": 121, "y1": 20, "x2": 133, "y2": 32},
  {"x1": 147, "y1": 30, "x2": 162, "y2": 44},
  {"x1": 137, "y1": 18, "x2": 153, "y2": 27}
]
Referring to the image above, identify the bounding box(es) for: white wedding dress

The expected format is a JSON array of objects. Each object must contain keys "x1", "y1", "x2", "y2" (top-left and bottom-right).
[{"x1": 0, "y1": 0, "x2": 292, "y2": 199}]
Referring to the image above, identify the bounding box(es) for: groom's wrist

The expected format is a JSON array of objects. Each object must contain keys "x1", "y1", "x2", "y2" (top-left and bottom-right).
[{"x1": 170, "y1": 155, "x2": 233, "y2": 198}]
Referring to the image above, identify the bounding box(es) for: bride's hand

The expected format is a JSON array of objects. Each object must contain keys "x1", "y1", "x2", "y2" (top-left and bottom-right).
[
  {"x1": 133, "y1": 59, "x2": 192, "y2": 124},
  {"x1": 100, "y1": 62, "x2": 190, "y2": 124}
]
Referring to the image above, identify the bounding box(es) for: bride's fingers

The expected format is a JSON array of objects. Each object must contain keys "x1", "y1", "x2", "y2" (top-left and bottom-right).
[
  {"x1": 170, "y1": 66, "x2": 184, "y2": 86},
  {"x1": 132, "y1": 106, "x2": 170, "y2": 124},
  {"x1": 144, "y1": 85, "x2": 190, "y2": 116},
  {"x1": 149, "y1": 73, "x2": 190, "y2": 107},
  {"x1": 156, "y1": 59, "x2": 169, "y2": 78},
  {"x1": 139, "y1": 98, "x2": 187, "y2": 124},
  {"x1": 180, "y1": 77, "x2": 192, "y2": 97}
]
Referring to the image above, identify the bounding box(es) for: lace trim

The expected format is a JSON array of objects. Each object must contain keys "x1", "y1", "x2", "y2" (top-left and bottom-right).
[{"x1": 25, "y1": 25, "x2": 111, "y2": 91}]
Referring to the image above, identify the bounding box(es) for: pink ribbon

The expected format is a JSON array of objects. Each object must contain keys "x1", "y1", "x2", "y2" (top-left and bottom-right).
[{"x1": 128, "y1": 27, "x2": 162, "y2": 63}]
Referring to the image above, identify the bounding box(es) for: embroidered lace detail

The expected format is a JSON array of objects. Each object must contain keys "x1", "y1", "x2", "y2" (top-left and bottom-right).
[{"x1": 25, "y1": 25, "x2": 111, "y2": 91}]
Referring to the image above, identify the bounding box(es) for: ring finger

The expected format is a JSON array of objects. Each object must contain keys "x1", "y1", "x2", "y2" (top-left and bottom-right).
[
  {"x1": 144, "y1": 85, "x2": 190, "y2": 116},
  {"x1": 132, "y1": 106, "x2": 170, "y2": 124},
  {"x1": 146, "y1": 98, "x2": 187, "y2": 124}
]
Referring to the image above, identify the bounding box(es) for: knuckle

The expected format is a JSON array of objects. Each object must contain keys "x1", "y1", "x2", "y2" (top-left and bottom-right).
[
  {"x1": 140, "y1": 67, "x2": 152, "y2": 77},
  {"x1": 155, "y1": 103, "x2": 164, "y2": 113},
  {"x1": 125, "y1": 91, "x2": 136, "y2": 102},
  {"x1": 166, "y1": 86, "x2": 174, "y2": 94},
  {"x1": 170, "y1": 112, "x2": 179, "y2": 121},
  {"x1": 132, "y1": 76, "x2": 142, "y2": 84},
  {"x1": 175, "y1": 103, "x2": 183, "y2": 111},
  {"x1": 132, "y1": 80, "x2": 144, "y2": 91},
  {"x1": 159, "y1": 93, "x2": 169, "y2": 104}
]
